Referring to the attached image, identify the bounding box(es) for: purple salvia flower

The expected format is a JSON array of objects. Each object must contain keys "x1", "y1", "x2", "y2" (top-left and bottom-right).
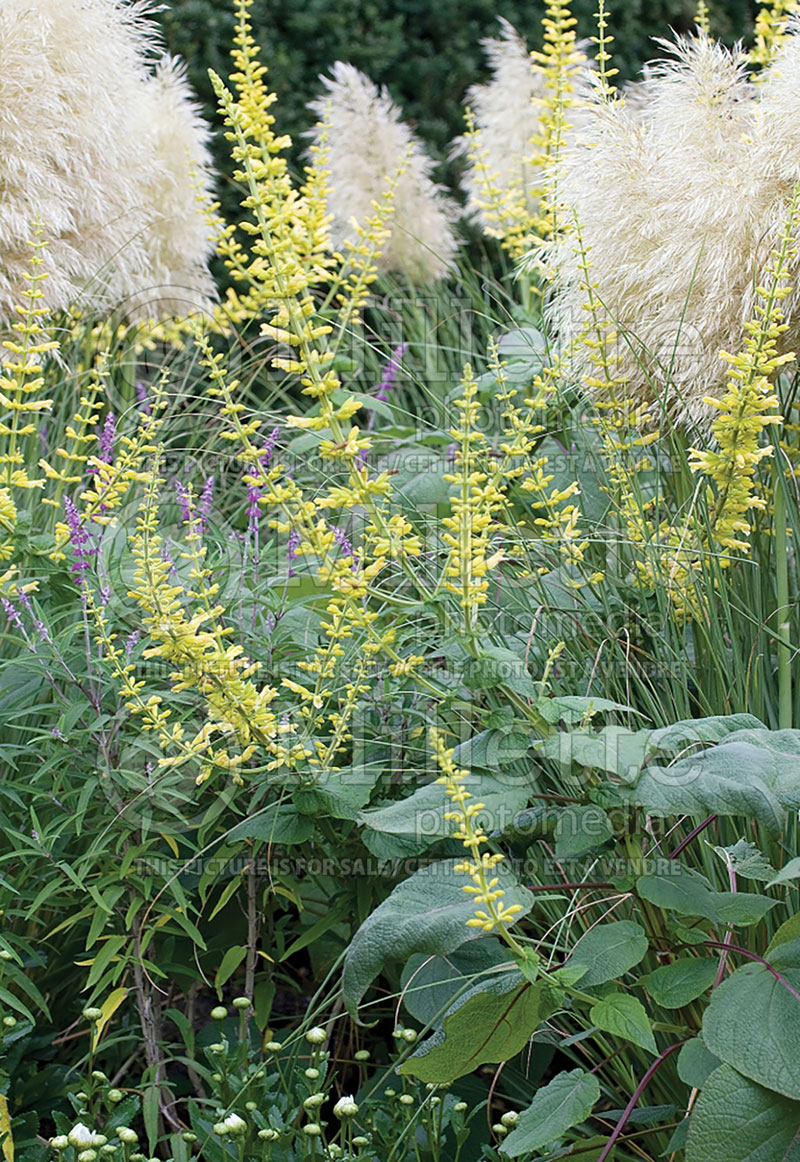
[
  {"x1": 332, "y1": 525, "x2": 359, "y2": 572},
  {"x1": 136, "y1": 381, "x2": 151, "y2": 416},
  {"x1": 198, "y1": 475, "x2": 214, "y2": 532},
  {"x1": 246, "y1": 428, "x2": 281, "y2": 537},
  {"x1": 2, "y1": 598, "x2": 23, "y2": 631},
  {"x1": 174, "y1": 479, "x2": 192, "y2": 524},
  {"x1": 16, "y1": 590, "x2": 50, "y2": 643},
  {"x1": 374, "y1": 342, "x2": 408, "y2": 402},
  {"x1": 287, "y1": 529, "x2": 301, "y2": 578},
  {"x1": 63, "y1": 496, "x2": 95, "y2": 584},
  {"x1": 125, "y1": 629, "x2": 141, "y2": 655},
  {"x1": 98, "y1": 412, "x2": 116, "y2": 464}
]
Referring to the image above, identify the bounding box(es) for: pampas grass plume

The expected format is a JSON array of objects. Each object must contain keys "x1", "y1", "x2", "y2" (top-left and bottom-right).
[
  {"x1": 0, "y1": 0, "x2": 215, "y2": 322},
  {"x1": 307, "y1": 62, "x2": 459, "y2": 282}
]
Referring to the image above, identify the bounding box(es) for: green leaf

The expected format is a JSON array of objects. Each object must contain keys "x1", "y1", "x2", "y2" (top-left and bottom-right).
[
  {"x1": 646, "y1": 715, "x2": 764, "y2": 754},
  {"x1": 637, "y1": 865, "x2": 776, "y2": 926},
  {"x1": 86, "y1": 936, "x2": 127, "y2": 989},
  {"x1": 227, "y1": 803, "x2": 313, "y2": 846},
  {"x1": 214, "y1": 946, "x2": 247, "y2": 994},
  {"x1": 398, "y1": 974, "x2": 560, "y2": 1084},
  {"x1": 702, "y1": 945, "x2": 800, "y2": 1100},
  {"x1": 620, "y1": 729, "x2": 800, "y2": 835},
  {"x1": 499, "y1": 1069, "x2": 601, "y2": 1158},
  {"x1": 686, "y1": 1064, "x2": 800, "y2": 1162},
  {"x1": 677, "y1": 1038, "x2": 721, "y2": 1089},
  {"x1": 452, "y1": 728, "x2": 531, "y2": 771},
  {"x1": 360, "y1": 769, "x2": 531, "y2": 844},
  {"x1": 342, "y1": 859, "x2": 533, "y2": 1016},
  {"x1": 143, "y1": 1085, "x2": 160, "y2": 1156},
  {"x1": 462, "y1": 646, "x2": 535, "y2": 698},
  {"x1": 767, "y1": 913, "x2": 800, "y2": 955},
  {"x1": 712, "y1": 839, "x2": 775, "y2": 883},
  {"x1": 536, "y1": 725, "x2": 652, "y2": 782},
  {"x1": 590, "y1": 993, "x2": 657, "y2": 1054},
  {"x1": 565, "y1": 921, "x2": 649, "y2": 988},
  {"x1": 400, "y1": 940, "x2": 510, "y2": 1027},
  {"x1": 537, "y1": 696, "x2": 637, "y2": 726},
  {"x1": 641, "y1": 958, "x2": 717, "y2": 1008},
  {"x1": 294, "y1": 768, "x2": 377, "y2": 820},
  {"x1": 554, "y1": 805, "x2": 613, "y2": 858},
  {"x1": 767, "y1": 858, "x2": 800, "y2": 888}
]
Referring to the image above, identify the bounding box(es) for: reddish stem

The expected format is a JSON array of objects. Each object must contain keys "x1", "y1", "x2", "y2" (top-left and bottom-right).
[
  {"x1": 596, "y1": 1041, "x2": 686, "y2": 1162},
  {"x1": 703, "y1": 941, "x2": 800, "y2": 1004},
  {"x1": 668, "y1": 814, "x2": 717, "y2": 859}
]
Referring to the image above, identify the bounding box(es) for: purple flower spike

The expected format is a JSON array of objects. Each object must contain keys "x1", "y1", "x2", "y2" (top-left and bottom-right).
[
  {"x1": 198, "y1": 475, "x2": 214, "y2": 531},
  {"x1": 174, "y1": 479, "x2": 192, "y2": 524},
  {"x1": 374, "y1": 342, "x2": 408, "y2": 402},
  {"x1": 98, "y1": 412, "x2": 116, "y2": 464},
  {"x1": 1, "y1": 598, "x2": 23, "y2": 631},
  {"x1": 64, "y1": 496, "x2": 95, "y2": 584},
  {"x1": 287, "y1": 529, "x2": 301, "y2": 578}
]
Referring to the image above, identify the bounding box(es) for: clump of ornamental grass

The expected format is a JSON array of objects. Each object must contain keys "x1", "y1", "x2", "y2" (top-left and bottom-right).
[
  {"x1": 0, "y1": 0, "x2": 215, "y2": 323},
  {"x1": 548, "y1": 26, "x2": 800, "y2": 426},
  {"x1": 306, "y1": 62, "x2": 459, "y2": 282}
]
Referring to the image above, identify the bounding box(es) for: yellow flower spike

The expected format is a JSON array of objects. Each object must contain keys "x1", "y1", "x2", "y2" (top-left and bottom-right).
[{"x1": 430, "y1": 729, "x2": 524, "y2": 953}]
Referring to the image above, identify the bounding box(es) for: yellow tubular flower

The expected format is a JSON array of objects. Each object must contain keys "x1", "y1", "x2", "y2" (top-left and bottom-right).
[
  {"x1": 689, "y1": 186, "x2": 799, "y2": 554},
  {"x1": 431, "y1": 729, "x2": 524, "y2": 949},
  {"x1": 751, "y1": 0, "x2": 800, "y2": 66}
]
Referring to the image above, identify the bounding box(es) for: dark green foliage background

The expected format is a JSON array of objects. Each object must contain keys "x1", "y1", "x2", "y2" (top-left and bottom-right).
[{"x1": 157, "y1": 0, "x2": 757, "y2": 206}]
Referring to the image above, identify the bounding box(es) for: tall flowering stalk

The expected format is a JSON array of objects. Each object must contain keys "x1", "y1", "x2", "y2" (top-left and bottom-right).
[
  {"x1": 431, "y1": 730, "x2": 524, "y2": 950},
  {"x1": 688, "y1": 188, "x2": 799, "y2": 553},
  {"x1": 751, "y1": 0, "x2": 800, "y2": 65}
]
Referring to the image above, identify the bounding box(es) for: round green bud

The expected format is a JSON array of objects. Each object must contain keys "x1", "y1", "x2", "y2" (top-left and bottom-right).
[
  {"x1": 77, "y1": 1151, "x2": 97, "y2": 1162},
  {"x1": 245, "y1": 1101, "x2": 257, "y2": 1111},
  {"x1": 210, "y1": 1006, "x2": 228, "y2": 1021},
  {"x1": 211, "y1": 1072, "x2": 223, "y2": 1082},
  {"x1": 304, "y1": 1067, "x2": 320, "y2": 1080},
  {"x1": 352, "y1": 1137, "x2": 369, "y2": 1148},
  {"x1": 82, "y1": 1008, "x2": 103, "y2": 1021},
  {"x1": 305, "y1": 1026, "x2": 326, "y2": 1045},
  {"x1": 398, "y1": 1094, "x2": 414, "y2": 1106},
  {"x1": 401, "y1": 1029, "x2": 417, "y2": 1044},
  {"x1": 265, "y1": 1041, "x2": 282, "y2": 1053},
  {"x1": 492, "y1": 1123, "x2": 508, "y2": 1137},
  {"x1": 232, "y1": 996, "x2": 251, "y2": 1010},
  {"x1": 500, "y1": 1111, "x2": 518, "y2": 1128},
  {"x1": 116, "y1": 1129, "x2": 138, "y2": 1145},
  {"x1": 303, "y1": 1093, "x2": 325, "y2": 1110},
  {"x1": 258, "y1": 1129, "x2": 279, "y2": 1142},
  {"x1": 0, "y1": 950, "x2": 12, "y2": 961},
  {"x1": 181, "y1": 1132, "x2": 197, "y2": 1143},
  {"x1": 90, "y1": 1071, "x2": 108, "y2": 1082},
  {"x1": 107, "y1": 1090, "x2": 124, "y2": 1104},
  {"x1": 99, "y1": 1147, "x2": 117, "y2": 1157},
  {"x1": 453, "y1": 1101, "x2": 468, "y2": 1113},
  {"x1": 209, "y1": 1042, "x2": 226, "y2": 1054},
  {"x1": 383, "y1": 1089, "x2": 396, "y2": 1098},
  {"x1": 354, "y1": 1049, "x2": 370, "y2": 1061},
  {"x1": 2, "y1": 1017, "x2": 16, "y2": 1029},
  {"x1": 50, "y1": 1137, "x2": 69, "y2": 1151},
  {"x1": 303, "y1": 1123, "x2": 322, "y2": 1137}
]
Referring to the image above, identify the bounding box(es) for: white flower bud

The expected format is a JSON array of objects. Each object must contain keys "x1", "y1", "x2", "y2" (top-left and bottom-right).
[
  {"x1": 305, "y1": 1026, "x2": 326, "y2": 1045},
  {"x1": 117, "y1": 1128, "x2": 138, "y2": 1144},
  {"x1": 68, "y1": 1125, "x2": 95, "y2": 1149},
  {"x1": 303, "y1": 1123, "x2": 322, "y2": 1137},
  {"x1": 50, "y1": 1137, "x2": 69, "y2": 1151},
  {"x1": 333, "y1": 1095, "x2": 359, "y2": 1118}
]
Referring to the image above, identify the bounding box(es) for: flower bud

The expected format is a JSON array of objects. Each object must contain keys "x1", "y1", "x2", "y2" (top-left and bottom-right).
[
  {"x1": 352, "y1": 1137, "x2": 369, "y2": 1147},
  {"x1": 501, "y1": 1111, "x2": 518, "y2": 1128},
  {"x1": 398, "y1": 1094, "x2": 413, "y2": 1106},
  {"x1": 2, "y1": 1017, "x2": 16, "y2": 1029},
  {"x1": 210, "y1": 1006, "x2": 228, "y2": 1021},
  {"x1": 232, "y1": 996, "x2": 251, "y2": 1010},
  {"x1": 50, "y1": 1137, "x2": 69, "y2": 1151},
  {"x1": 258, "y1": 1129, "x2": 279, "y2": 1142},
  {"x1": 265, "y1": 1041, "x2": 282, "y2": 1053},
  {"x1": 305, "y1": 1027, "x2": 326, "y2": 1045},
  {"x1": 107, "y1": 1090, "x2": 124, "y2": 1104},
  {"x1": 303, "y1": 1123, "x2": 322, "y2": 1137},
  {"x1": 354, "y1": 1049, "x2": 370, "y2": 1061},
  {"x1": 116, "y1": 1128, "x2": 138, "y2": 1144},
  {"x1": 303, "y1": 1093, "x2": 325, "y2": 1110},
  {"x1": 333, "y1": 1095, "x2": 358, "y2": 1118},
  {"x1": 68, "y1": 1125, "x2": 96, "y2": 1149},
  {"x1": 82, "y1": 1008, "x2": 102, "y2": 1021},
  {"x1": 304, "y1": 1067, "x2": 320, "y2": 1080},
  {"x1": 77, "y1": 1151, "x2": 97, "y2": 1162}
]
